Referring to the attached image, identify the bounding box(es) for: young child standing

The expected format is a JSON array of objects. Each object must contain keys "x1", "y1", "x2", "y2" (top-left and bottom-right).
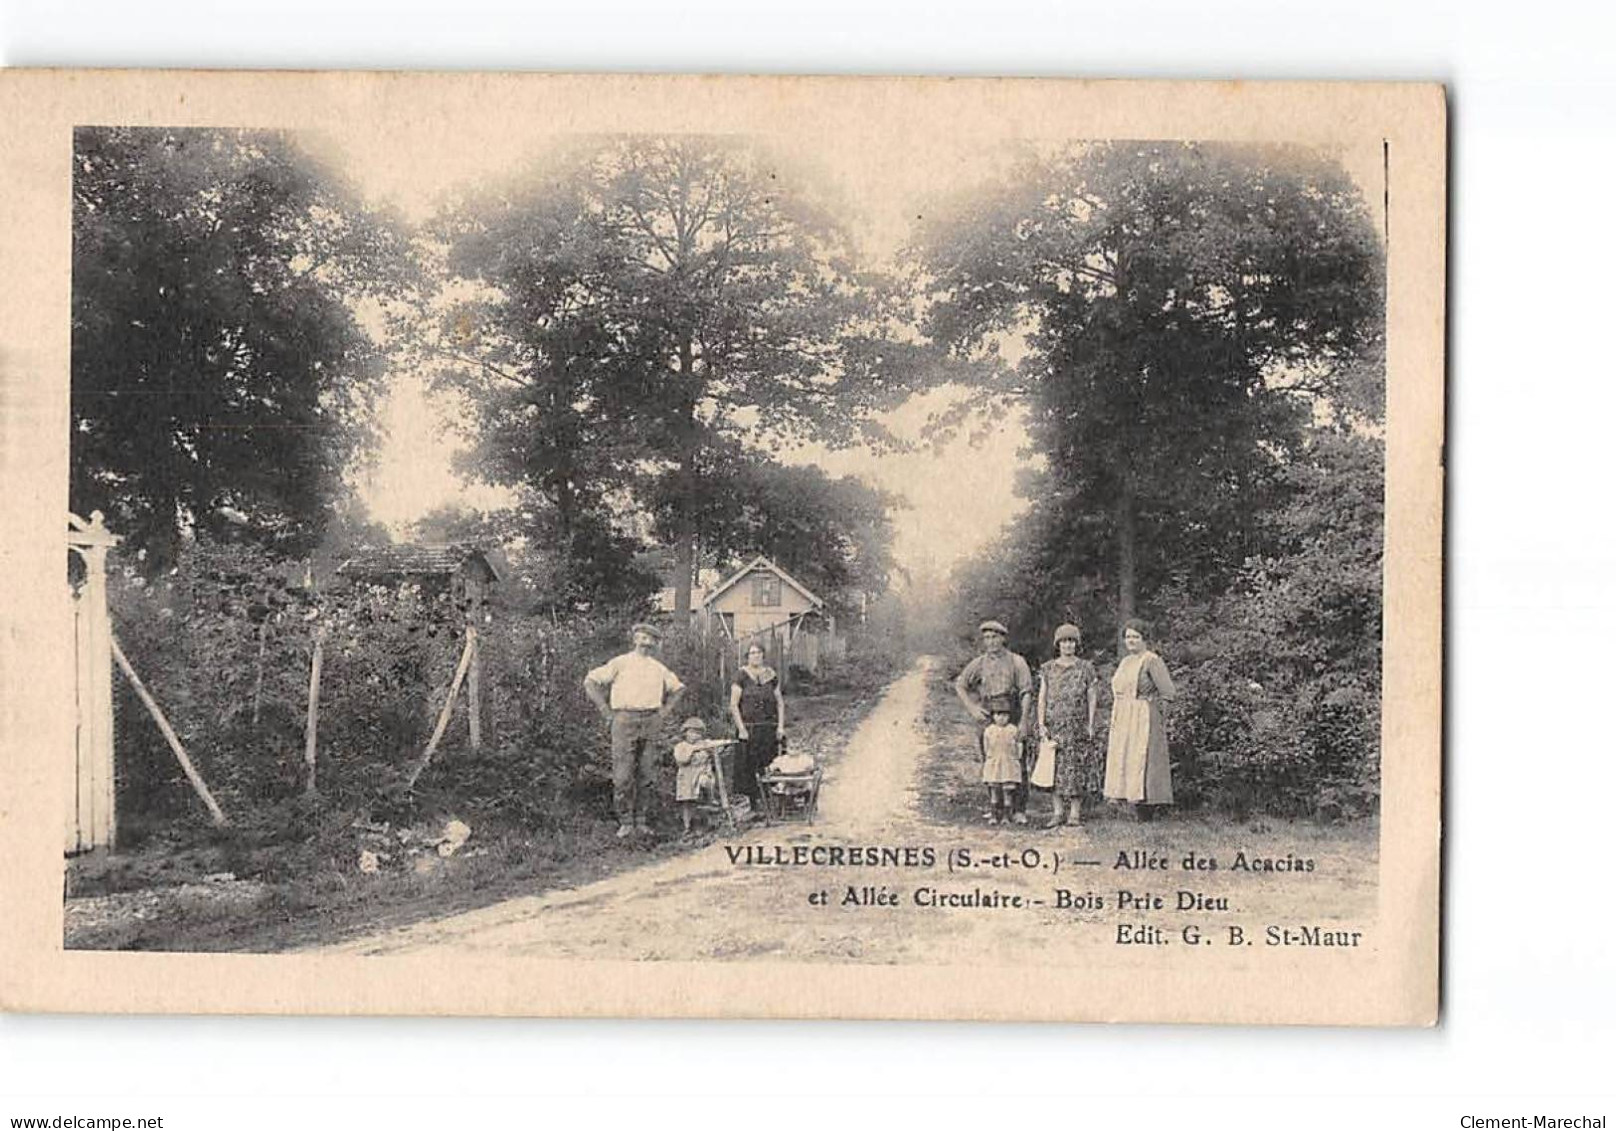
[
  {"x1": 672, "y1": 717, "x2": 731, "y2": 836},
  {"x1": 980, "y1": 707, "x2": 1023, "y2": 824}
]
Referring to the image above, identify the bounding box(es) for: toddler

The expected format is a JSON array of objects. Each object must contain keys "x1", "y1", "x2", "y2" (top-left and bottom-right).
[
  {"x1": 672, "y1": 717, "x2": 731, "y2": 835},
  {"x1": 980, "y1": 708, "x2": 1023, "y2": 824}
]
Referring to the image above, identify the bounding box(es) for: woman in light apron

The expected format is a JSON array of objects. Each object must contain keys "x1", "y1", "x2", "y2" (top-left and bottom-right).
[{"x1": 1103, "y1": 619, "x2": 1177, "y2": 819}]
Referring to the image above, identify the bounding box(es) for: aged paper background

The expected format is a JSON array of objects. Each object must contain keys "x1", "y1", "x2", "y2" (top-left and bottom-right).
[{"x1": 0, "y1": 71, "x2": 1444, "y2": 1023}]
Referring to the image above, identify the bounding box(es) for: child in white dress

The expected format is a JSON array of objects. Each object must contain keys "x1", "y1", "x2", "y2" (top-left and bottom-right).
[{"x1": 980, "y1": 708, "x2": 1023, "y2": 824}]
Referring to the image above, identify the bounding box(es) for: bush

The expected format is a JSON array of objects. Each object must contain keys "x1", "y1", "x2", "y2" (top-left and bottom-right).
[
  {"x1": 1152, "y1": 434, "x2": 1383, "y2": 819},
  {"x1": 103, "y1": 536, "x2": 918, "y2": 842},
  {"x1": 458, "y1": 609, "x2": 648, "y2": 822},
  {"x1": 108, "y1": 540, "x2": 315, "y2": 825},
  {"x1": 105, "y1": 537, "x2": 661, "y2": 834},
  {"x1": 938, "y1": 430, "x2": 1384, "y2": 822},
  {"x1": 812, "y1": 627, "x2": 910, "y2": 695}
]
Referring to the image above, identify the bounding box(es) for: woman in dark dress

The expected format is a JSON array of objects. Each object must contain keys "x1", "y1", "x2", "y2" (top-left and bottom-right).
[{"x1": 729, "y1": 642, "x2": 785, "y2": 804}]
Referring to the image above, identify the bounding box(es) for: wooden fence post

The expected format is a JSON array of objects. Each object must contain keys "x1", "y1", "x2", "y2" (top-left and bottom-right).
[
  {"x1": 779, "y1": 624, "x2": 791, "y2": 694},
  {"x1": 109, "y1": 633, "x2": 228, "y2": 828},
  {"x1": 250, "y1": 618, "x2": 269, "y2": 730},
  {"x1": 303, "y1": 628, "x2": 325, "y2": 794},
  {"x1": 466, "y1": 626, "x2": 481, "y2": 750},
  {"x1": 404, "y1": 627, "x2": 477, "y2": 788}
]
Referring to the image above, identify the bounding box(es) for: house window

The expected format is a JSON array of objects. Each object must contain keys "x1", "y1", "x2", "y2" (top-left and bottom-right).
[{"x1": 752, "y1": 574, "x2": 781, "y2": 607}]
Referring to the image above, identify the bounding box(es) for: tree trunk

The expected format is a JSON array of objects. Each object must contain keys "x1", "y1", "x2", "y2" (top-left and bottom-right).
[
  {"x1": 1116, "y1": 483, "x2": 1137, "y2": 655},
  {"x1": 553, "y1": 471, "x2": 577, "y2": 555},
  {"x1": 549, "y1": 376, "x2": 577, "y2": 548},
  {"x1": 672, "y1": 518, "x2": 695, "y2": 618},
  {"x1": 143, "y1": 486, "x2": 184, "y2": 575},
  {"x1": 671, "y1": 333, "x2": 699, "y2": 620}
]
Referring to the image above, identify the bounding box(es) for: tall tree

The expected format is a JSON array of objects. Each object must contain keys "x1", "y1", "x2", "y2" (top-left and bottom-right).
[
  {"x1": 431, "y1": 137, "x2": 924, "y2": 616},
  {"x1": 919, "y1": 142, "x2": 1383, "y2": 644},
  {"x1": 71, "y1": 127, "x2": 411, "y2": 570},
  {"x1": 424, "y1": 172, "x2": 665, "y2": 603},
  {"x1": 661, "y1": 458, "x2": 899, "y2": 609}
]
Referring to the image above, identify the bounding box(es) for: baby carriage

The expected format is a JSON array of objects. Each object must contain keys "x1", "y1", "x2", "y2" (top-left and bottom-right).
[{"x1": 756, "y1": 740, "x2": 823, "y2": 826}]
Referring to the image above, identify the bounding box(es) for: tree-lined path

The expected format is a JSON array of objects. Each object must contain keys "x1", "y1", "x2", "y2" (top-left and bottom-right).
[{"x1": 67, "y1": 130, "x2": 1388, "y2": 956}]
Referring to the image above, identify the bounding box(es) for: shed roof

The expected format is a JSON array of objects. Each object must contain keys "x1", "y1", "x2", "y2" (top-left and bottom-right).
[{"x1": 337, "y1": 544, "x2": 503, "y2": 581}]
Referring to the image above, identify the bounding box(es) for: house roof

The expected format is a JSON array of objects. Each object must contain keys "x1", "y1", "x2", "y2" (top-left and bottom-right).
[
  {"x1": 701, "y1": 555, "x2": 823, "y2": 611},
  {"x1": 337, "y1": 544, "x2": 504, "y2": 582}
]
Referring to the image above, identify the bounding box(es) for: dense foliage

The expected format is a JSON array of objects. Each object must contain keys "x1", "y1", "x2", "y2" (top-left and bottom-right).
[
  {"x1": 73, "y1": 129, "x2": 915, "y2": 849},
  {"x1": 104, "y1": 536, "x2": 820, "y2": 836},
  {"x1": 919, "y1": 141, "x2": 1383, "y2": 638},
  {"x1": 934, "y1": 144, "x2": 1386, "y2": 819},
  {"x1": 109, "y1": 540, "x2": 462, "y2": 823},
  {"x1": 71, "y1": 128, "x2": 412, "y2": 570},
  {"x1": 1147, "y1": 431, "x2": 1383, "y2": 818}
]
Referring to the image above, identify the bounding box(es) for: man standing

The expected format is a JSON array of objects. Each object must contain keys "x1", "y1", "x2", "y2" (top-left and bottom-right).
[
  {"x1": 584, "y1": 622, "x2": 686, "y2": 838},
  {"x1": 954, "y1": 619, "x2": 1035, "y2": 824}
]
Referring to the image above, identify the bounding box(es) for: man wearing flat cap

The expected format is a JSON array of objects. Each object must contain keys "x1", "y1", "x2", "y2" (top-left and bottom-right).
[
  {"x1": 584, "y1": 622, "x2": 686, "y2": 838},
  {"x1": 955, "y1": 620, "x2": 1036, "y2": 823}
]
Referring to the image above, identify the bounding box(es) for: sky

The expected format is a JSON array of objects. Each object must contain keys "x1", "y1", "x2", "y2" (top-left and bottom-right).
[
  {"x1": 341, "y1": 126, "x2": 1384, "y2": 580},
  {"x1": 358, "y1": 376, "x2": 1031, "y2": 582}
]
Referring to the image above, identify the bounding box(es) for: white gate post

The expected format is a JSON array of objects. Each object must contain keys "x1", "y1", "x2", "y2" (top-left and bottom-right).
[{"x1": 68, "y1": 511, "x2": 119, "y2": 853}]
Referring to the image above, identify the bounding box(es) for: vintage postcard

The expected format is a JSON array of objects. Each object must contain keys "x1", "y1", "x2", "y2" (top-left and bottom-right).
[{"x1": 0, "y1": 71, "x2": 1445, "y2": 1023}]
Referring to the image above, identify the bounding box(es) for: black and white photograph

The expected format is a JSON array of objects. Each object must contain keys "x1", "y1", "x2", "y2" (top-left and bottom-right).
[{"x1": 3, "y1": 73, "x2": 1444, "y2": 1024}]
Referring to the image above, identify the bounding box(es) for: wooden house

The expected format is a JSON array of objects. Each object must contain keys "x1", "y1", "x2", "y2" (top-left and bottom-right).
[{"x1": 693, "y1": 556, "x2": 843, "y2": 676}]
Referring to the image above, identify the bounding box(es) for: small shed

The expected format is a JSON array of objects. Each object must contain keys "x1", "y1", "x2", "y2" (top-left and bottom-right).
[
  {"x1": 698, "y1": 555, "x2": 834, "y2": 676},
  {"x1": 653, "y1": 567, "x2": 721, "y2": 616},
  {"x1": 336, "y1": 544, "x2": 504, "y2": 616}
]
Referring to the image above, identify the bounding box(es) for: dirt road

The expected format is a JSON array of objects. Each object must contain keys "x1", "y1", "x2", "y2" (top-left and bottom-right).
[{"x1": 323, "y1": 658, "x2": 1378, "y2": 964}]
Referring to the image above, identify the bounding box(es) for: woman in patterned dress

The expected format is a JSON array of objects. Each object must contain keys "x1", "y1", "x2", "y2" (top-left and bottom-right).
[
  {"x1": 1103, "y1": 618, "x2": 1177, "y2": 819},
  {"x1": 1037, "y1": 623, "x2": 1100, "y2": 828}
]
